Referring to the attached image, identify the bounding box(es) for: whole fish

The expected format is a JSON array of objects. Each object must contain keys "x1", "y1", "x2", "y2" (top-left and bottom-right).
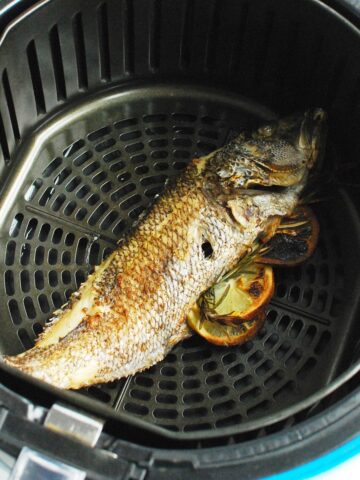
[{"x1": 3, "y1": 109, "x2": 326, "y2": 389}]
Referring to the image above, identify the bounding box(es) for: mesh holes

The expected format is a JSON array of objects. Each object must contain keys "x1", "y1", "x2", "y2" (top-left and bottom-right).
[
  {"x1": 0, "y1": 104, "x2": 345, "y2": 432},
  {"x1": 117, "y1": 302, "x2": 334, "y2": 431}
]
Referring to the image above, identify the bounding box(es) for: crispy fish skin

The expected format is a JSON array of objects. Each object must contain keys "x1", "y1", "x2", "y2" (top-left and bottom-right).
[{"x1": 3, "y1": 109, "x2": 326, "y2": 389}]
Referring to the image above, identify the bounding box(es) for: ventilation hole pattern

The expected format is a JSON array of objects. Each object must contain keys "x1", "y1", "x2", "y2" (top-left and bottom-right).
[
  {"x1": 119, "y1": 306, "x2": 332, "y2": 431},
  {"x1": 22, "y1": 111, "x2": 224, "y2": 241},
  {"x1": 0, "y1": 104, "x2": 345, "y2": 432}
]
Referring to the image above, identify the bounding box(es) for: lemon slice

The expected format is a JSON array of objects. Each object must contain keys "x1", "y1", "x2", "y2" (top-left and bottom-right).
[
  {"x1": 187, "y1": 304, "x2": 266, "y2": 346},
  {"x1": 258, "y1": 206, "x2": 319, "y2": 267},
  {"x1": 186, "y1": 262, "x2": 274, "y2": 345},
  {"x1": 208, "y1": 263, "x2": 274, "y2": 323}
]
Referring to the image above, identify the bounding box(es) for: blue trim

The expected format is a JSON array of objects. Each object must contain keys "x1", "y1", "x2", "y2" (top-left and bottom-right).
[{"x1": 264, "y1": 435, "x2": 360, "y2": 480}]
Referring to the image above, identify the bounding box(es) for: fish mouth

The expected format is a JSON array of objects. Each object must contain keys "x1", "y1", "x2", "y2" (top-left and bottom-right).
[{"x1": 299, "y1": 108, "x2": 327, "y2": 168}]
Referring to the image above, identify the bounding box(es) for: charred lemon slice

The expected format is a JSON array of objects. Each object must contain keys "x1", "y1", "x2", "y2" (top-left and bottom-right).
[
  {"x1": 186, "y1": 262, "x2": 274, "y2": 346},
  {"x1": 258, "y1": 206, "x2": 319, "y2": 267},
  {"x1": 187, "y1": 304, "x2": 266, "y2": 346}
]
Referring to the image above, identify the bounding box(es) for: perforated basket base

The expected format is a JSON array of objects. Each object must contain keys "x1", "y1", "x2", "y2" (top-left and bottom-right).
[{"x1": 0, "y1": 84, "x2": 359, "y2": 436}]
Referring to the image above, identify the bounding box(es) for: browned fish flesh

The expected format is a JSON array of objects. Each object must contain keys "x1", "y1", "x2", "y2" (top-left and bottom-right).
[{"x1": 3, "y1": 109, "x2": 326, "y2": 389}]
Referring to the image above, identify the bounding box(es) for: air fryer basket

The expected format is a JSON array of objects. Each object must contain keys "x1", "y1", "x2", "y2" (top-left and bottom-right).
[{"x1": 0, "y1": 0, "x2": 359, "y2": 445}]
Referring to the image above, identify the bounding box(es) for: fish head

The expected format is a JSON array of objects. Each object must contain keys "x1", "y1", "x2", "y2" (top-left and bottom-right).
[
  {"x1": 262, "y1": 108, "x2": 327, "y2": 170},
  {"x1": 210, "y1": 109, "x2": 327, "y2": 189}
]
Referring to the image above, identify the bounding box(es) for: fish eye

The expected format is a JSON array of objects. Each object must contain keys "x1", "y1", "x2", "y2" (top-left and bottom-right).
[{"x1": 258, "y1": 124, "x2": 275, "y2": 137}]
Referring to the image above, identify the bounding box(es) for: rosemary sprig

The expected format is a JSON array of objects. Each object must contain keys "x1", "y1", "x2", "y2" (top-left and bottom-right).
[
  {"x1": 276, "y1": 220, "x2": 309, "y2": 229},
  {"x1": 214, "y1": 283, "x2": 231, "y2": 309},
  {"x1": 198, "y1": 243, "x2": 266, "y2": 323}
]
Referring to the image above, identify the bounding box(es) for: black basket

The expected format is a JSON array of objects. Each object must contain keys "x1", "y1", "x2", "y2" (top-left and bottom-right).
[{"x1": 0, "y1": 0, "x2": 359, "y2": 452}]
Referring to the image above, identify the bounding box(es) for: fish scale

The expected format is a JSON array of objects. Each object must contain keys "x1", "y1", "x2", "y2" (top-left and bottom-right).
[{"x1": 3, "y1": 110, "x2": 326, "y2": 389}]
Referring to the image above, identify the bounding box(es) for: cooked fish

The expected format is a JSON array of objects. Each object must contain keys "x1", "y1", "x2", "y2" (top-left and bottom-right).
[{"x1": 3, "y1": 109, "x2": 326, "y2": 389}]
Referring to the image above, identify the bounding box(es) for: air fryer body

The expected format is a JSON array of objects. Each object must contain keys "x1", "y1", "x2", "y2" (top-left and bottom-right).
[{"x1": 0, "y1": 0, "x2": 359, "y2": 478}]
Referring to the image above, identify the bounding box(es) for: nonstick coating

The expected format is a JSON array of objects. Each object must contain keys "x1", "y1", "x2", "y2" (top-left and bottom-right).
[
  {"x1": 1, "y1": 84, "x2": 359, "y2": 436},
  {"x1": 0, "y1": 0, "x2": 359, "y2": 443}
]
